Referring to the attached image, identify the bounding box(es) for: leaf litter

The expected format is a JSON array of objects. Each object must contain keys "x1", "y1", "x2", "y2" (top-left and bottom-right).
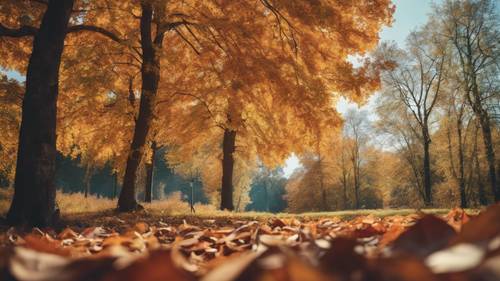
[{"x1": 0, "y1": 204, "x2": 499, "y2": 281}]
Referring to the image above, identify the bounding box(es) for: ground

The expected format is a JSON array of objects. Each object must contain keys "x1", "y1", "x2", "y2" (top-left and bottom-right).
[{"x1": 0, "y1": 200, "x2": 498, "y2": 281}]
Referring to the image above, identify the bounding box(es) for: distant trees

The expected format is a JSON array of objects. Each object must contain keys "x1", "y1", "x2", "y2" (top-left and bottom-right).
[
  {"x1": 246, "y1": 167, "x2": 287, "y2": 213},
  {"x1": 438, "y1": 0, "x2": 499, "y2": 201},
  {"x1": 375, "y1": 0, "x2": 499, "y2": 207}
]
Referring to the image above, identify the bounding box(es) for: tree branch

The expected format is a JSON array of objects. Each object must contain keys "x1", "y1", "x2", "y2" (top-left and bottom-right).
[
  {"x1": 0, "y1": 23, "x2": 38, "y2": 38},
  {"x1": 66, "y1": 25, "x2": 124, "y2": 43}
]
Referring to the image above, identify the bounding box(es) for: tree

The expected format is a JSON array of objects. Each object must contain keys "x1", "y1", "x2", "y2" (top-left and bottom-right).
[
  {"x1": 377, "y1": 29, "x2": 447, "y2": 206},
  {"x1": 0, "y1": 75, "x2": 22, "y2": 186},
  {"x1": 437, "y1": 0, "x2": 500, "y2": 201},
  {"x1": 343, "y1": 109, "x2": 371, "y2": 209},
  {"x1": 246, "y1": 166, "x2": 287, "y2": 213},
  {"x1": 2, "y1": 0, "x2": 76, "y2": 226},
  {"x1": 164, "y1": 0, "x2": 394, "y2": 211},
  {"x1": 0, "y1": 0, "x2": 126, "y2": 226}
]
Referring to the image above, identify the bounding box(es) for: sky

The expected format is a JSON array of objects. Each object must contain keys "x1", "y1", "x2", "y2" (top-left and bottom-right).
[{"x1": 282, "y1": 0, "x2": 441, "y2": 177}]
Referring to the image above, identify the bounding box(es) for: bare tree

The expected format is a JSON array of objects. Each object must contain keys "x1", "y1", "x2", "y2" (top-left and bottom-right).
[
  {"x1": 343, "y1": 109, "x2": 371, "y2": 209},
  {"x1": 377, "y1": 29, "x2": 447, "y2": 206}
]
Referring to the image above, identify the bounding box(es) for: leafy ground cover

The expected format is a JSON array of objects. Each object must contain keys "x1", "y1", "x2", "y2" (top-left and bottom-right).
[{"x1": 0, "y1": 204, "x2": 498, "y2": 281}]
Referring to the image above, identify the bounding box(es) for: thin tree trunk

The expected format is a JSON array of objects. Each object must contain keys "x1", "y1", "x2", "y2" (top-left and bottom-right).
[
  {"x1": 456, "y1": 119, "x2": 467, "y2": 208},
  {"x1": 422, "y1": 127, "x2": 432, "y2": 206},
  {"x1": 118, "y1": 3, "x2": 163, "y2": 212},
  {"x1": 341, "y1": 148, "x2": 349, "y2": 210},
  {"x1": 144, "y1": 141, "x2": 157, "y2": 203},
  {"x1": 112, "y1": 171, "x2": 118, "y2": 199},
  {"x1": 220, "y1": 129, "x2": 236, "y2": 210},
  {"x1": 83, "y1": 165, "x2": 93, "y2": 198},
  {"x1": 7, "y1": 0, "x2": 74, "y2": 227}
]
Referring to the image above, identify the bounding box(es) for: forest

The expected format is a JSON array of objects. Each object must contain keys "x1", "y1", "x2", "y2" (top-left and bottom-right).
[{"x1": 0, "y1": 0, "x2": 499, "y2": 281}]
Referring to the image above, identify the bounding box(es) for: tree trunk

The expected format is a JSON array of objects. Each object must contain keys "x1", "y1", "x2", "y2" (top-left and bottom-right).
[
  {"x1": 220, "y1": 129, "x2": 236, "y2": 211},
  {"x1": 83, "y1": 165, "x2": 93, "y2": 198},
  {"x1": 112, "y1": 171, "x2": 118, "y2": 198},
  {"x1": 422, "y1": 129, "x2": 432, "y2": 206},
  {"x1": 6, "y1": 0, "x2": 74, "y2": 227},
  {"x1": 318, "y1": 158, "x2": 328, "y2": 211},
  {"x1": 118, "y1": 3, "x2": 163, "y2": 212},
  {"x1": 456, "y1": 120, "x2": 467, "y2": 208},
  {"x1": 478, "y1": 115, "x2": 499, "y2": 202},
  {"x1": 352, "y1": 150, "x2": 360, "y2": 209},
  {"x1": 144, "y1": 141, "x2": 157, "y2": 203}
]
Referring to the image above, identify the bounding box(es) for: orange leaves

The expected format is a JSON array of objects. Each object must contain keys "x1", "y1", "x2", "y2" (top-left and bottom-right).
[{"x1": 2, "y1": 206, "x2": 500, "y2": 281}]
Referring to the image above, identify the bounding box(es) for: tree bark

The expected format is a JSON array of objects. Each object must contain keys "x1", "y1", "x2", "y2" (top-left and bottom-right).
[
  {"x1": 422, "y1": 127, "x2": 432, "y2": 206},
  {"x1": 144, "y1": 141, "x2": 157, "y2": 203},
  {"x1": 220, "y1": 129, "x2": 236, "y2": 211},
  {"x1": 6, "y1": 0, "x2": 74, "y2": 227},
  {"x1": 118, "y1": 3, "x2": 164, "y2": 212}
]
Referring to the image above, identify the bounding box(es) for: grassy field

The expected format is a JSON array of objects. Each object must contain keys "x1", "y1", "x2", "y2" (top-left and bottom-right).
[{"x1": 0, "y1": 187, "x2": 479, "y2": 231}]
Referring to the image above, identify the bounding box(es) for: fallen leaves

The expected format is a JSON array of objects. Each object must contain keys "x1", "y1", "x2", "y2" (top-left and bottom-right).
[{"x1": 0, "y1": 205, "x2": 499, "y2": 281}]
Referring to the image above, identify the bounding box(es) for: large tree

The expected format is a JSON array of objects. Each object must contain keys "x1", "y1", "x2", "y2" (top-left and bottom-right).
[
  {"x1": 437, "y1": 0, "x2": 499, "y2": 201},
  {"x1": 377, "y1": 29, "x2": 447, "y2": 206},
  {"x1": 0, "y1": 0, "x2": 125, "y2": 226}
]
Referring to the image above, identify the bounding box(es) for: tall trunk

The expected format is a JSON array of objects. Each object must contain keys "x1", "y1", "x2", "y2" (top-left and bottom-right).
[
  {"x1": 352, "y1": 147, "x2": 360, "y2": 209},
  {"x1": 341, "y1": 148, "x2": 349, "y2": 210},
  {"x1": 220, "y1": 129, "x2": 236, "y2": 211},
  {"x1": 422, "y1": 127, "x2": 432, "y2": 206},
  {"x1": 318, "y1": 158, "x2": 327, "y2": 211},
  {"x1": 456, "y1": 120, "x2": 467, "y2": 208},
  {"x1": 7, "y1": 0, "x2": 74, "y2": 227},
  {"x1": 478, "y1": 114, "x2": 499, "y2": 201},
  {"x1": 118, "y1": 4, "x2": 163, "y2": 211},
  {"x1": 144, "y1": 141, "x2": 157, "y2": 203},
  {"x1": 354, "y1": 170, "x2": 360, "y2": 209},
  {"x1": 467, "y1": 67, "x2": 499, "y2": 201},
  {"x1": 342, "y1": 176, "x2": 348, "y2": 210},
  {"x1": 473, "y1": 126, "x2": 488, "y2": 205},
  {"x1": 83, "y1": 165, "x2": 93, "y2": 198},
  {"x1": 112, "y1": 171, "x2": 118, "y2": 198}
]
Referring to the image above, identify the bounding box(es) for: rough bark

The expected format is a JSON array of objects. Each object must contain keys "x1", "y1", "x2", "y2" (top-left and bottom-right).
[
  {"x1": 220, "y1": 129, "x2": 236, "y2": 211},
  {"x1": 6, "y1": 0, "x2": 74, "y2": 227},
  {"x1": 144, "y1": 141, "x2": 157, "y2": 203},
  {"x1": 118, "y1": 3, "x2": 164, "y2": 211}
]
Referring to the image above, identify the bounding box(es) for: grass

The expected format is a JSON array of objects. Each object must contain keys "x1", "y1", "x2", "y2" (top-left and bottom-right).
[{"x1": 0, "y1": 187, "x2": 479, "y2": 231}]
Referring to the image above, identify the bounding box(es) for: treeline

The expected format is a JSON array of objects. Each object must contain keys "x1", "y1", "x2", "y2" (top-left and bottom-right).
[{"x1": 286, "y1": 0, "x2": 499, "y2": 212}]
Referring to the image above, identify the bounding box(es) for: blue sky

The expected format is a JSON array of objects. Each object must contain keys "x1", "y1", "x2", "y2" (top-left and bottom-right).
[{"x1": 283, "y1": 0, "x2": 441, "y2": 177}]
